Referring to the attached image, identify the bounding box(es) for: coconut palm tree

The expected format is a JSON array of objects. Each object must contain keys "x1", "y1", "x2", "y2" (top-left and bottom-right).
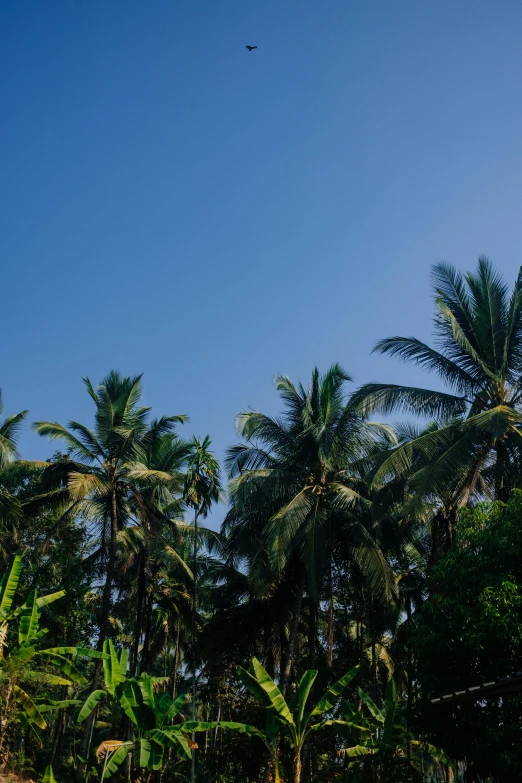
[
  {"x1": 0, "y1": 390, "x2": 28, "y2": 527},
  {"x1": 183, "y1": 435, "x2": 222, "y2": 783},
  {"x1": 352, "y1": 260, "x2": 522, "y2": 517},
  {"x1": 120, "y1": 419, "x2": 190, "y2": 675},
  {"x1": 33, "y1": 371, "x2": 187, "y2": 655},
  {"x1": 224, "y1": 364, "x2": 398, "y2": 692}
]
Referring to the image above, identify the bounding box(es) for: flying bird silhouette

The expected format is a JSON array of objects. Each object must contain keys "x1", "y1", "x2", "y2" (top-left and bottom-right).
[{"x1": 245, "y1": 45, "x2": 257, "y2": 51}]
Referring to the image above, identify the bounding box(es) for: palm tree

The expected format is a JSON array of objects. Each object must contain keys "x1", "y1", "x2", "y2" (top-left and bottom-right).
[
  {"x1": 33, "y1": 371, "x2": 187, "y2": 655},
  {"x1": 0, "y1": 390, "x2": 28, "y2": 527},
  {"x1": 224, "y1": 364, "x2": 398, "y2": 692},
  {"x1": 352, "y1": 259, "x2": 522, "y2": 513},
  {"x1": 120, "y1": 418, "x2": 190, "y2": 675},
  {"x1": 183, "y1": 435, "x2": 222, "y2": 783}
]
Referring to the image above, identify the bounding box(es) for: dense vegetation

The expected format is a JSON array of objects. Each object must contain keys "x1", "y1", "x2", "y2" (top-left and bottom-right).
[{"x1": 2, "y1": 259, "x2": 522, "y2": 783}]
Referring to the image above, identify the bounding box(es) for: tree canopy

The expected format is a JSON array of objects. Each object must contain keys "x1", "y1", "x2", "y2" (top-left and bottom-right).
[{"x1": 1, "y1": 259, "x2": 521, "y2": 783}]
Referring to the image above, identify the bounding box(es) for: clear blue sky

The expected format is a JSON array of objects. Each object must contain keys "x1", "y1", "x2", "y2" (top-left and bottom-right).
[{"x1": 2, "y1": 1, "x2": 522, "y2": 514}]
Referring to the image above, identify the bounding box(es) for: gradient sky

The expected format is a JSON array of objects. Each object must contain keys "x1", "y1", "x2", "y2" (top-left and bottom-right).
[{"x1": 2, "y1": 1, "x2": 522, "y2": 524}]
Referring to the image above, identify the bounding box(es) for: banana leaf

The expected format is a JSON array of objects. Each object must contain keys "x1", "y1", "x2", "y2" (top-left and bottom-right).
[
  {"x1": 42, "y1": 765, "x2": 57, "y2": 783},
  {"x1": 0, "y1": 555, "x2": 21, "y2": 618},
  {"x1": 338, "y1": 744, "x2": 375, "y2": 758},
  {"x1": 18, "y1": 591, "x2": 39, "y2": 644},
  {"x1": 14, "y1": 685, "x2": 47, "y2": 729},
  {"x1": 103, "y1": 743, "x2": 133, "y2": 777},
  {"x1": 148, "y1": 728, "x2": 192, "y2": 760},
  {"x1": 357, "y1": 686, "x2": 384, "y2": 723},
  {"x1": 382, "y1": 679, "x2": 397, "y2": 746},
  {"x1": 310, "y1": 666, "x2": 359, "y2": 716},
  {"x1": 77, "y1": 690, "x2": 106, "y2": 723},
  {"x1": 251, "y1": 658, "x2": 294, "y2": 725},
  {"x1": 36, "y1": 591, "x2": 66, "y2": 609},
  {"x1": 39, "y1": 651, "x2": 87, "y2": 685},
  {"x1": 297, "y1": 669, "x2": 317, "y2": 725},
  {"x1": 45, "y1": 646, "x2": 107, "y2": 659}
]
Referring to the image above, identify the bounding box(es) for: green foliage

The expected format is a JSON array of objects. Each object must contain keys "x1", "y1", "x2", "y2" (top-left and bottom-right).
[
  {"x1": 225, "y1": 365, "x2": 398, "y2": 604},
  {"x1": 188, "y1": 657, "x2": 360, "y2": 782},
  {"x1": 413, "y1": 492, "x2": 522, "y2": 780},
  {"x1": 339, "y1": 679, "x2": 448, "y2": 782},
  {"x1": 78, "y1": 662, "x2": 194, "y2": 778},
  {"x1": 2, "y1": 259, "x2": 522, "y2": 783},
  {"x1": 33, "y1": 371, "x2": 189, "y2": 659},
  {"x1": 352, "y1": 261, "x2": 522, "y2": 515},
  {"x1": 76, "y1": 639, "x2": 129, "y2": 723},
  {"x1": 0, "y1": 556, "x2": 98, "y2": 757},
  {"x1": 42, "y1": 765, "x2": 57, "y2": 783}
]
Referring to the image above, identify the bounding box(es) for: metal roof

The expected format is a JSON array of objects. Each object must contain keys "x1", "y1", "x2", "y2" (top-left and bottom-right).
[{"x1": 431, "y1": 672, "x2": 522, "y2": 704}]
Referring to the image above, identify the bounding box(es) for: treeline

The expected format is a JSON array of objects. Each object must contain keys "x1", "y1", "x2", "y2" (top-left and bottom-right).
[{"x1": 1, "y1": 258, "x2": 522, "y2": 783}]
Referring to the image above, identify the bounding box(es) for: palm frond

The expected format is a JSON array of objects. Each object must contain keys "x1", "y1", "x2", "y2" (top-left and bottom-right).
[
  {"x1": 350, "y1": 384, "x2": 466, "y2": 420},
  {"x1": 0, "y1": 410, "x2": 28, "y2": 465},
  {"x1": 32, "y1": 422, "x2": 96, "y2": 462},
  {"x1": 68, "y1": 472, "x2": 111, "y2": 501},
  {"x1": 373, "y1": 337, "x2": 477, "y2": 395}
]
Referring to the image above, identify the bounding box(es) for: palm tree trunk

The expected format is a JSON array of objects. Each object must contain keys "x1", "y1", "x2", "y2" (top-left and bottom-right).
[
  {"x1": 83, "y1": 487, "x2": 118, "y2": 756},
  {"x1": 191, "y1": 508, "x2": 199, "y2": 783},
  {"x1": 99, "y1": 488, "x2": 119, "y2": 650},
  {"x1": 445, "y1": 509, "x2": 455, "y2": 552},
  {"x1": 328, "y1": 565, "x2": 334, "y2": 668},
  {"x1": 280, "y1": 568, "x2": 306, "y2": 694},
  {"x1": 495, "y1": 442, "x2": 507, "y2": 501},
  {"x1": 50, "y1": 685, "x2": 68, "y2": 765},
  {"x1": 140, "y1": 589, "x2": 154, "y2": 673},
  {"x1": 358, "y1": 586, "x2": 365, "y2": 672},
  {"x1": 370, "y1": 592, "x2": 378, "y2": 704},
  {"x1": 308, "y1": 601, "x2": 317, "y2": 668},
  {"x1": 406, "y1": 596, "x2": 413, "y2": 762},
  {"x1": 0, "y1": 683, "x2": 13, "y2": 767},
  {"x1": 131, "y1": 552, "x2": 146, "y2": 676},
  {"x1": 170, "y1": 618, "x2": 181, "y2": 699},
  {"x1": 212, "y1": 700, "x2": 221, "y2": 753}
]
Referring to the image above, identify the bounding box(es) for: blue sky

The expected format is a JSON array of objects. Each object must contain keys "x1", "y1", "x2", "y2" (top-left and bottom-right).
[{"x1": 2, "y1": 0, "x2": 522, "y2": 517}]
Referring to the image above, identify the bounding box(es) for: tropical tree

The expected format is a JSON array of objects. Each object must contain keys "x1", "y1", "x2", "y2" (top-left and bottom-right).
[
  {"x1": 140, "y1": 565, "x2": 192, "y2": 693},
  {"x1": 0, "y1": 390, "x2": 28, "y2": 528},
  {"x1": 118, "y1": 417, "x2": 190, "y2": 676},
  {"x1": 185, "y1": 657, "x2": 359, "y2": 783},
  {"x1": 76, "y1": 639, "x2": 130, "y2": 732},
  {"x1": 89, "y1": 674, "x2": 193, "y2": 779},
  {"x1": 412, "y1": 492, "x2": 522, "y2": 780},
  {"x1": 224, "y1": 365, "x2": 397, "y2": 690},
  {"x1": 183, "y1": 435, "x2": 222, "y2": 783},
  {"x1": 0, "y1": 556, "x2": 100, "y2": 763},
  {"x1": 339, "y1": 679, "x2": 448, "y2": 782},
  {"x1": 352, "y1": 260, "x2": 522, "y2": 517},
  {"x1": 33, "y1": 372, "x2": 187, "y2": 656}
]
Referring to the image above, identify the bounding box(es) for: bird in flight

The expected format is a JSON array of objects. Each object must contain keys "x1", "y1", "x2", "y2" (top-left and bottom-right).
[{"x1": 245, "y1": 45, "x2": 257, "y2": 51}]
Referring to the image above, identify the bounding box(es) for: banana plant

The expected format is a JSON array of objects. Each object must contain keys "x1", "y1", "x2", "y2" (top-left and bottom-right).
[
  {"x1": 81, "y1": 672, "x2": 194, "y2": 778},
  {"x1": 184, "y1": 657, "x2": 360, "y2": 783},
  {"x1": 77, "y1": 642, "x2": 193, "y2": 775},
  {"x1": 338, "y1": 679, "x2": 449, "y2": 780},
  {"x1": 76, "y1": 639, "x2": 130, "y2": 724},
  {"x1": 0, "y1": 554, "x2": 65, "y2": 642},
  {"x1": 42, "y1": 766, "x2": 58, "y2": 783},
  {"x1": 0, "y1": 556, "x2": 102, "y2": 752}
]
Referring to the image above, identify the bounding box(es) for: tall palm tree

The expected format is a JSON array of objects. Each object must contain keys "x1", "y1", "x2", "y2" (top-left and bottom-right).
[
  {"x1": 119, "y1": 418, "x2": 191, "y2": 675},
  {"x1": 224, "y1": 364, "x2": 398, "y2": 692},
  {"x1": 0, "y1": 390, "x2": 28, "y2": 526},
  {"x1": 33, "y1": 371, "x2": 187, "y2": 654},
  {"x1": 184, "y1": 435, "x2": 222, "y2": 783},
  {"x1": 352, "y1": 259, "x2": 522, "y2": 511}
]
